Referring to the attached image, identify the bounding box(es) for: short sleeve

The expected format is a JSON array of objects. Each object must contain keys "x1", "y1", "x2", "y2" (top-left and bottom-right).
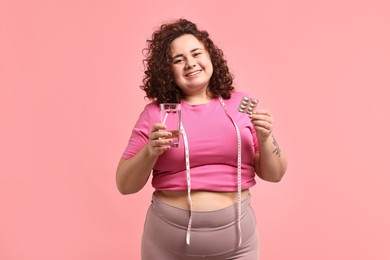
[
  {"x1": 229, "y1": 91, "x2": 259, "y2": 154},
  {"x1": 250, "y1": 126, "x2": 259, "y2": 153},
  {"x1": 121, "y1": 103, "x2": 158, "y2": 159}
]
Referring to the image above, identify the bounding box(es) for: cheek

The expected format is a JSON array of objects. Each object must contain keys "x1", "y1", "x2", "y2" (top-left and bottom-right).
[
  {"x1": 208, "y1": 63, "x2": 214, "y2": 74},
  {"x1": 201, "y1": 57, "x2": 213, "y2": 70},
  {"x1": 172, "y1": 67, "x2": 182, "y2": 80},
  {"x1": 203, "y1": 61, "x2": 213, "y2": 74}
]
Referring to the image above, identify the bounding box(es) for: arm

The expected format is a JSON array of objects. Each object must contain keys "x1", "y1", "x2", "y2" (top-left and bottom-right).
[
  {"x1": 116, "y1": 123, "x2": 173, "y2": 194},
  {"x1": 250, "y1": 109, "x2": 288, "y2": 182}
]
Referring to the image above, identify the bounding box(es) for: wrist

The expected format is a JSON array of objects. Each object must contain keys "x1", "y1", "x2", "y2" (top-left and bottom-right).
[
  {"x1": 144, "y1": 144, "x2": 160, "y2": 159},
  {"x1": 257, "y1": 134, "x2": 272, "y2": 145},
  {"x1": 258, "y1": 134, "x2": 282, "y2": 157}
]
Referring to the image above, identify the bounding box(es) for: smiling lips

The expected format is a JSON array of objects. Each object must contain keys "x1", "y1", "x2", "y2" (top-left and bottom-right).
[{"x1": 185, "y1": 70, "x2": 202, "y2": 78}]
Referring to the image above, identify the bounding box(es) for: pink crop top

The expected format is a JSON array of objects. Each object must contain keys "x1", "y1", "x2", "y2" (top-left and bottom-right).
[{"x1": 121, "y1": 91, "x2": 259, "y2": 191}]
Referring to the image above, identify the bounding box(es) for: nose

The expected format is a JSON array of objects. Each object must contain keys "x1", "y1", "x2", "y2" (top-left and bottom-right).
[
  {"x1": 185, "y1": 64, "x2": 196, "y2": 70},
  {"x1": 185, "y1": 57, "x2": 196, "y2": 69}
]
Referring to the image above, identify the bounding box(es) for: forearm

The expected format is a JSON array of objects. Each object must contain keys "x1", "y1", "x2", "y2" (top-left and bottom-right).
[
  {"x1": 116, "y1": 123, "x2": 174, "y2": 195},
  {"x1": 116, "y1": 146, "x2": 159, "y2": 194},
  {"x1": 255, "y1": 135, "x2": 287, "y2": 182}
]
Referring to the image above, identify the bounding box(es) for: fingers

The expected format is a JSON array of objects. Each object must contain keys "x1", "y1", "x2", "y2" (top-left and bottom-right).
[
  {"x1": 148, "y1": 123, "x2": 174, "y2": 155},
  {"x1": 253, "y1": 121, "x2": 273, "y2": 132},
  {"x1": 151, "y1": 136, "x2": 173, "y2": 147},
  {"x1": 249, "y1": 109, "x2": 274, "y2": 138},
  {"x1": 150, "y1": 128, "x2": 172, "y2": 141},
  {"x1": 250, "y1": 109, "x2": 273, "y2": 119},
  {"x1": 250, "y1": 110, "x2": 274, "y2": 127},
  {"x1": 150, "y1": 123, "x2": 166, "y2": 133}
]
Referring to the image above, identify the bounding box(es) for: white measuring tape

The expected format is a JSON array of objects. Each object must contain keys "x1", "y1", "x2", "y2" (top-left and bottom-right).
[{"x1": 181, "y1": 97, "x2": 243, "y2": 247}]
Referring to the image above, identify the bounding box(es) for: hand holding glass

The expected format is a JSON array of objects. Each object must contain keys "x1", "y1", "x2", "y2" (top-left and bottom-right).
[{"x1": 160, "y1": 103, "x2": 181, "y2": 148}]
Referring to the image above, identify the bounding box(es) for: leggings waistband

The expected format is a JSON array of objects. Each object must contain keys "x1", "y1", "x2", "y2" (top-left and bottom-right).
[{"x1": 151, "y1": 193, "x2": 252, "y2": 229}]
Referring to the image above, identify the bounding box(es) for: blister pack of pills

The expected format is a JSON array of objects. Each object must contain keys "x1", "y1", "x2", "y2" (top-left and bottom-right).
[{"x1": 238, "y1": 96, "x2": 259, "y2": 114}]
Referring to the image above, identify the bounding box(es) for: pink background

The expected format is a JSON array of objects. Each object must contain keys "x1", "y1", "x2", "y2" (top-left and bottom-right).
[{"x1": 1, "y1": 0, "x2": 389, "y2": 259}]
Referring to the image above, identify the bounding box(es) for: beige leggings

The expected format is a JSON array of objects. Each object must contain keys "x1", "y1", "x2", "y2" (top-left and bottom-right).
[{"x1": 141, "y1": 193, "x2": 259, "y2": 259}]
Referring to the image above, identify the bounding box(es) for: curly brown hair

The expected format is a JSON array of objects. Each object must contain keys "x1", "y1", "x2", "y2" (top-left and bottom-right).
[{"x1": 141, "y1": 19, "x2": 234, "y2": 103}]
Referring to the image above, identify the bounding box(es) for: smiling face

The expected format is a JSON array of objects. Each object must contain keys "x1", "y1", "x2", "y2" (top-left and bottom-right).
[{"x1": 170, "y1": 34, "x2": 213, "y2": 101}]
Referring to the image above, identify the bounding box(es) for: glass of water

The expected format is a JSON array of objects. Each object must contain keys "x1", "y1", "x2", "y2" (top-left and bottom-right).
[{"x1": 159, "y1": 103, "x2": 181, "y2": 148}]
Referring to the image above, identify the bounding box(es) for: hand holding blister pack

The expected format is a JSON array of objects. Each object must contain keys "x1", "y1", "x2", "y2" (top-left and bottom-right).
[{"x1": 238, "y1": 96, "x2": 259, "y2": 114}]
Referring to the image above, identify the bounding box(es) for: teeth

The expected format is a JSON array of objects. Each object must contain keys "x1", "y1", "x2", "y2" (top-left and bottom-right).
[{"x1": 187, "y1": 71, "x2": 200, "y2": 77}]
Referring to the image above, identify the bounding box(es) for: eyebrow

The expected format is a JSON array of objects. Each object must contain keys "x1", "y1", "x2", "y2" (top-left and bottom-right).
[{"x1": 172, "y1": 48, "x2": 204, "y2": 60}]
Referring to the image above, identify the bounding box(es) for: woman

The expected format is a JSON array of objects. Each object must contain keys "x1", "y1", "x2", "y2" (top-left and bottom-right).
[{"x1": 116, "y1": 19, "x2": 287, "y2": 259}]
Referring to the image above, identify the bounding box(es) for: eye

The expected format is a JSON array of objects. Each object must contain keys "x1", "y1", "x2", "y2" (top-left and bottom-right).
[
  {"x1": 193, "y1": 52, "x2": 202, "y2": 57},
  {"x1": 173, "y1": 58, "x2": 183, "y2": 64}
]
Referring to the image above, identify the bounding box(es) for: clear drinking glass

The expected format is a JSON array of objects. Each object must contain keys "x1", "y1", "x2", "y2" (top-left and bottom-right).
[{"x1": 159, "y1": 103, "x2": 181, "y2": 148}]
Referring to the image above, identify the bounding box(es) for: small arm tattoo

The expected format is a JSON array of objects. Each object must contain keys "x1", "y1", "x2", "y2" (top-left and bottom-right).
[{"x1": 272, "y1": 135, "x2": 281, "y2": 157}]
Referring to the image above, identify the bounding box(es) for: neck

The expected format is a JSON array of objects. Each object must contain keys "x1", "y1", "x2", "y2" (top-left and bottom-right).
[{"x1": 183, "y1": 90, "x2": 212, "y2": 105}]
